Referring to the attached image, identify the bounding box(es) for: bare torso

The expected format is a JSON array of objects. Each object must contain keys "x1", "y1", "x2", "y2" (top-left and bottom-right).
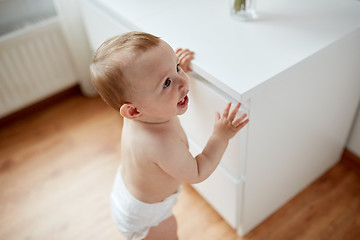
[{"x1": 120, "y1": 116, "x2": 188, "y2": 203}]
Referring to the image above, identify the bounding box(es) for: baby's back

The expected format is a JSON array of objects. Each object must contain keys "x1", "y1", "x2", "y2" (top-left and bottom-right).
[{"x1": 119, "y1": 117, "x2": 185, "y2": 203}]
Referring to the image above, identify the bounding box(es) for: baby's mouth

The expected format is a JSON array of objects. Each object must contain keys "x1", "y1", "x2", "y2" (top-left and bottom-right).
[{"x1": 177, "y1": 95, "x2": 189, "y2": 107}]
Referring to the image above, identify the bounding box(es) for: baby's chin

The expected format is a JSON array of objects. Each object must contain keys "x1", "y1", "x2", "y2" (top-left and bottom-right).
[{"x1": 177, "y1": 107, "x2": 189, "y2": 116}]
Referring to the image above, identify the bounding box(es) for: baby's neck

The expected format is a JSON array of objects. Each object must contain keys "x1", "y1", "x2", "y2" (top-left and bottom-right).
[{"x1": 124, "y1": 116, "x2": 179, "y2": 130}]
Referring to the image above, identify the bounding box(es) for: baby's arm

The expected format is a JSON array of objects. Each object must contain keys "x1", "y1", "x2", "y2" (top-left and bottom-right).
[
  {"x1": 155, "y1": 103, "x2": 248, "y2": 184},
  {"x1": 194, "y1": 102, "x2": 248, "y2": 181}
]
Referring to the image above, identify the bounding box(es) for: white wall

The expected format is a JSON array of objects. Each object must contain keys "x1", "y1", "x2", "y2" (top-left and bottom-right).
[
  {"x1": 54, "y1": 0, "x2": 97, "y2": 96},
  {"x1": 347, "y1": 103, "x2": 360, "y2": 157}
]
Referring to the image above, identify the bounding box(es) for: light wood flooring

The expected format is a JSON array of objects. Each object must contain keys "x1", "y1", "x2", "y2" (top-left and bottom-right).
[{"x1": 1, "y1": 93, "x2": 359, "y2": 240}]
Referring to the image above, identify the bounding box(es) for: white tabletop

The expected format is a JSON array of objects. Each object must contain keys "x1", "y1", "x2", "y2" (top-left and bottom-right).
[{"x1": 95, "y1": 0, "x2": 360, "y2": 100}]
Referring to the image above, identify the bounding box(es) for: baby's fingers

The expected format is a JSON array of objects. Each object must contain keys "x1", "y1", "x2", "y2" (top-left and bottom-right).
[
  {"x1": 215, "y1": 112, "x2": 221, "y2": 121},
  {"x1": 232, "y1": 113, "x2": 248, "y2": 127},
  {"x1": 228, "y1": 102, "x2": 241, "y2": 121},
  {"x1": 222, "y1": 102, "x2": 232, "y2": 118},
  {"x1": 236, "y1": 118, "x2": 249, "y2": 130},
  {"x1": 181, "y1": 54, "x2": 194, "y2": 72},
  {"x1": 177, "y1": 48, "x2": 193, "y2": 60},
  {"x1": 176, "y1": 48, "x2": 195, "y2": 72},
  {"x1": 176, "y1": 48, "x2": 183, "y2": 54}
]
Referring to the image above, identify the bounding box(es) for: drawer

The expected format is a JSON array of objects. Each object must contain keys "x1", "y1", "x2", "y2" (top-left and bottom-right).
[
  {"x1": 191, "y1": 142, "x2": 243, "y2": 229},
  {"x1": 180, "y1": 74, "x2": 249, "y2": 178},
  {"x1": 81, "y1": 0, "x2": 136, "y2": 51}
]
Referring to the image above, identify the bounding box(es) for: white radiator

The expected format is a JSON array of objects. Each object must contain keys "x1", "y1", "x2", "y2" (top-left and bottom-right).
[{"x1": 0, "y1": 17, "x2": 77, "y2": 118}]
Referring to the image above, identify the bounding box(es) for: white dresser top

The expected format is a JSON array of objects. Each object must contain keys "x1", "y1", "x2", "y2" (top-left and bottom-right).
[{"x1": 92, "y1": 0, "x2": 360, "y2": 100}]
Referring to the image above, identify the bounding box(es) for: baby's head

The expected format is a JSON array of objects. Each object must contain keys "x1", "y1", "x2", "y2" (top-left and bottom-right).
[
  {"x1": 90, "y1": 32, "x2": 161, "y2": 111},
  {"x1": 91, "y1": 31, "x2": 189, "y2": 123}
]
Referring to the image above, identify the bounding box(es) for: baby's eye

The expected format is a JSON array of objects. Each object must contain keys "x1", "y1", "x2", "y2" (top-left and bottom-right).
[
  {"x1": 163, "y1": 78, "x2": 171, "y2": 88},
  {"x1": 176, "y1": 63, "x2": 181, "y2": 72}
]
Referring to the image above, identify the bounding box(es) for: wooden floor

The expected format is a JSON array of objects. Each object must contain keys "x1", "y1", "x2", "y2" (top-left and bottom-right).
[{"x1": 1, "y1": 93, "x2": 359, "y2": 240}]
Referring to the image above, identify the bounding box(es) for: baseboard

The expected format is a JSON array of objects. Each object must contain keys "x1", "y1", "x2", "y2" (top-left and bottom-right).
[
  {"x1": 341, "y1": 148, "x2": 360, "y2": 174},
  {"x1": 0, "y1": 85, "x2": 81, "y2": 129}
]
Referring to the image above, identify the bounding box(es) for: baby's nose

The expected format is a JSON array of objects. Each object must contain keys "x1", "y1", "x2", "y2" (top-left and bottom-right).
[{"x1": 178, "y1": 75, "x2": 188, "y2": 89}]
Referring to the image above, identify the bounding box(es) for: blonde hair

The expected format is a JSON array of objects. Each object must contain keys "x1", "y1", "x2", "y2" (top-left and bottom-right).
[{"x1": 90, "y1": 31, "x2": 160, "y2": 111}]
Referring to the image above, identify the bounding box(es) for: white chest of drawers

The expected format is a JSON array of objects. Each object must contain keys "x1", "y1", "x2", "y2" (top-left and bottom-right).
[{"x1": 80, "y1": 0, "x2": 360, "y2": 235}]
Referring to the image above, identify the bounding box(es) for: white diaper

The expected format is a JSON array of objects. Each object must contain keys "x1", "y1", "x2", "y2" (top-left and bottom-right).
[{"x1": 110, "y1": 168, "x2": 180, "y2": 240}]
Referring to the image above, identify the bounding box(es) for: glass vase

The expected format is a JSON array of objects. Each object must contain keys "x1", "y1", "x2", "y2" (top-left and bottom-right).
[{"x1": 230, "y1": 0, "x2": 257, "y2": 21}]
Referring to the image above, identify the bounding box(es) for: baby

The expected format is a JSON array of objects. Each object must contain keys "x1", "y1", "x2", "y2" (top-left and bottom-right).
[{"x1": 90, "y1": 32, "x2": 249, "y2": 240}]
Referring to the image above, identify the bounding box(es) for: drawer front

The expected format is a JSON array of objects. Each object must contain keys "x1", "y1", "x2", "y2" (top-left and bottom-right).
[
  {"x1": 192, "y1": 140, "x2": 243, "y2": 229},
  {"x1": 81, "y1": 0, "x2": 134, "y2": 51},
  {"x1": 180, "y1": 74, "x2": 249, "y2": 178}
]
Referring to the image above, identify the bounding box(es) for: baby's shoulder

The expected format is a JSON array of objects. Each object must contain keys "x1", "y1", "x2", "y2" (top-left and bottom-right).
[
  {"x1": 129, "y1": 124, "x2": 168, "y2": 143},
  {"x1": 143, "y1": 128, "x2": 174, "y2": 148},
  {"x1": 123, "y1": 120, "x2": 183, "y2": 160}
]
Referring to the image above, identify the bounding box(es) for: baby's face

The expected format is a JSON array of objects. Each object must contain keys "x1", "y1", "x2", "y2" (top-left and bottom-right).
[{"x1": 124, "y1": 40, "x2": 189, "y2": 123}]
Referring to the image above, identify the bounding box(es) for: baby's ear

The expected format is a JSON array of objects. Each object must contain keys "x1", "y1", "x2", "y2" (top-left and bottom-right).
[{"x1": 120, "y1": 103, "x2": 141, "y2": 119}]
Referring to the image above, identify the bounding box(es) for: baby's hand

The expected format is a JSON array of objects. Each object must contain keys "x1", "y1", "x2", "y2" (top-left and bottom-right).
[
  {"x1": 176, "y1": 48, "x2": 194, "y2": 73},
  {"x1": 213, "y1": 102, "x2": 249, "y2": 141}
]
